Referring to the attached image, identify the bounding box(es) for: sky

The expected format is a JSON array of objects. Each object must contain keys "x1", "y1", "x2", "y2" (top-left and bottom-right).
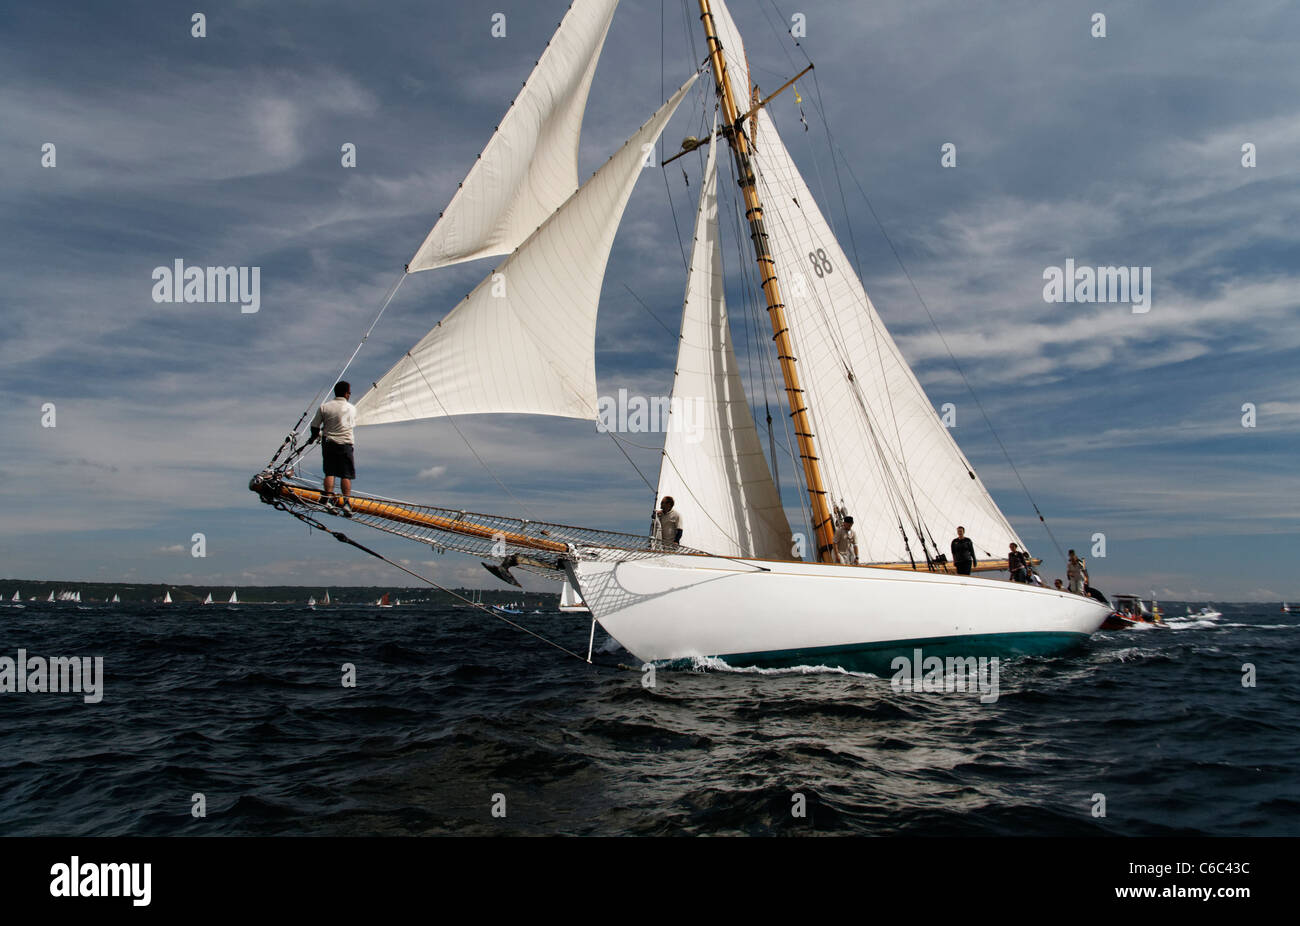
[{"x1": 1, "y1": 0, "x2": 1296, "y2": 601}]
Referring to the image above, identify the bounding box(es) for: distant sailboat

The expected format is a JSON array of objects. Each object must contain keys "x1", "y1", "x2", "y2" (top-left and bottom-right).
[
  {"x1": 46, "y1": 591, "x2": 55, "y2": 603},
  {"x1": 1283, "y1": 602, "x2": 1291, "y2": 613},
  {"x1": 203, "y1": 593, "x2": 213, "y2": 605},
  {"x1": 559, "y1": 578, "x2": 590, "y2": 613},
  {"x1": 228, "y1": 591, "x2": 238, "y2": 605},
  {"x1": 163, "y1": 591, "x2": 173, "y2": 604},
  {"x1": 307, "y1": 596, "x2": 317, "y2": 608},
  {"x1": 376, "y1": 592, "x2": 393, "y2": 608},
  {"x1": 322, "y1": 590, "x2": 331, "y2": 605},
  {"x1": 111, "y1": 594, "x2": 120, "y2": 603},
  {"x1": 11, "y1": 591, "x2": 19, "y2": 602}
]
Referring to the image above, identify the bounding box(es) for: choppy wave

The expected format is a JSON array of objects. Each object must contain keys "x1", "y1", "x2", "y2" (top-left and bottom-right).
[{"x1": 0, "y1": 601, "x2": 1295, "y2": 836}]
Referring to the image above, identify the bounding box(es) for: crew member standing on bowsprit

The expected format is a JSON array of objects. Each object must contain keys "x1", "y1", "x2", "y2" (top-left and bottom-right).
[
  {"x1": 311, "y1": 381, "x2": 356, "y2": 515},
  {"x1": 950, "y1": 526, "x2": 977, "y2": 576}
]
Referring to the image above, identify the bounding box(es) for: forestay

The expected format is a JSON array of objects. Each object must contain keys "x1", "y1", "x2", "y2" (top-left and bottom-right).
[
  {"x1": 356, "y1": 75, "x2": 698, "y2": 425},
  {"x1": 408, "y1": 0, "x2": 621, "y2": 271},
  {"x1": 656, "y1": 126, "x2": 793, "y2": 560}
]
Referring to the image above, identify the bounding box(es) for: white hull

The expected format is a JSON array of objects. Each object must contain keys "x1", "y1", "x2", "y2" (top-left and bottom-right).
[{"x1": 574, "y1": 554, "x2": 1110, "y2": 669}]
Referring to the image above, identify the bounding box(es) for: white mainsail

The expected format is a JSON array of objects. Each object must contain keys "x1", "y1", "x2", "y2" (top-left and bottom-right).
[
  {"x1": 163, "y1": 591, "x2": 172, "y2": 604},
  {"x1": 357, "y1": 75, "x2": 698, "y2": 426},
  {"x1": 656, "y1": 127, "x2": 792, "y2": 560},
  {"x1": 203, "y1": 593, "x2": 213, "y2": 605},
  {"x1": 701, "y1": 0, "x2": 1023, "y2": 564},
  {"x1": 112, "y1": 594, "x2": 120, "y2": 603},
  {"x1": 408, "y1": 0, "x2": 621, "y2": 272},
  {"x1": 229, "y1": 591, "x2": 238, "y2": 604}
]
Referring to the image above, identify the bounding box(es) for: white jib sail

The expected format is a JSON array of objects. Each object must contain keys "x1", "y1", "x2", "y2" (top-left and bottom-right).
[
  {"x1": 704, "y1": 0, "x2": 1024, "y2": 563},
  {"x1": 357, "y1": 74, "x2": 698, "y2": 425},
  {"x1": 655, "y1": 125, "x2": 793, "y2": 560},
  {"x1": 408, "y1": 0, "x2": 621, "y2": 272}
]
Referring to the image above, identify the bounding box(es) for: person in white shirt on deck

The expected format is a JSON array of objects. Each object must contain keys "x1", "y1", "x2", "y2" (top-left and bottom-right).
[
  {"x1": 310, "y1": 382, "x2": 357, "y2": 514},
  {"x1": 654, "y1": 496, "x2": 683, "y2": 546},
  {"x1": 833, "y1": 516, "x2": 859, "y2": 565}
]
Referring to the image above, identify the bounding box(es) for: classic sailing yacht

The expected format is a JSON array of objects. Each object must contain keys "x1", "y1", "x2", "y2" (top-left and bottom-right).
[
  {"x1": 228, "y1": 591, "x2": 239, "y2": 605},
  {"x1": 203, "y1": 593, "x2": 213, "y2": 605},
  {"x1": 251, "y1": 0, "x2": 1109, "y2": 670},
  {"x1": 162, "y1": 591, "x2": 172, "y2": 604}
]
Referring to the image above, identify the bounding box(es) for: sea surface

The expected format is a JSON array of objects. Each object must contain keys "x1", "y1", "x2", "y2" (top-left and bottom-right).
[{"x1": 1, "y1": 600, "x2": 1296, "y2": 836}]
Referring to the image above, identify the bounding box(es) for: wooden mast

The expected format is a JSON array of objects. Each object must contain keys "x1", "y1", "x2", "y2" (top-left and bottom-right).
[{"x1": 697, "y1": 0, "x2": 836, "y2": 562}]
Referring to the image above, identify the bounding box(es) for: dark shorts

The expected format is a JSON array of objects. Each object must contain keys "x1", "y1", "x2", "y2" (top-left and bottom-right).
[
  {"x1": 955, "y1": 560, "x2": 973, "y2": 576},
  {"x1": 322, "y1": 440, "x2": 355, "y2": 480}
]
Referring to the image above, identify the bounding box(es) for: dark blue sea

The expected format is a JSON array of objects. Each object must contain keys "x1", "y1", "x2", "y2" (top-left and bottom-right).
[{"x1": 1, "y1": 601, "x2": 1296, "y2": 836}]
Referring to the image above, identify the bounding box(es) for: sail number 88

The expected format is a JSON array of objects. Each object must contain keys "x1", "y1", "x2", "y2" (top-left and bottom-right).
[{"x1": 809, "y1": 248, "x2": 833, "y2": 278}]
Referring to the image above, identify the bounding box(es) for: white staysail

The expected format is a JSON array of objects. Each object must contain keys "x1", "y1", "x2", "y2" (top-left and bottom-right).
[
  {"x1": 699, "y1": 0, "x2": 1023, "y2": 563},
  {"x1": 408, "y1": 0, "x2": 620, "y2": 272},
  {"x1": 357, "y1": 75, "x2": 698, "y2": 426},
  {"x1": 656, "y1": 128, "x2": 792, "y2": 560}
]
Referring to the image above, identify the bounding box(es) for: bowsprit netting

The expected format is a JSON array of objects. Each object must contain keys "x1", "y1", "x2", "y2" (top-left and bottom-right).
[{"x1": 249, "y1": 471, "x2": 697, "y2": 578}]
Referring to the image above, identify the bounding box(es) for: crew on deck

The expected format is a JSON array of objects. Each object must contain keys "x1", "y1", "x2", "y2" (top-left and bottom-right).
[
  {"x1": 833, "y1": 516, "x2": 859, "y2": 565},
  {"x1": 950, "y1": 526, "x2": 977, "y2": 575},
  {"x1": 654, "y1": 496, "x2": 683, "y2": 546}
]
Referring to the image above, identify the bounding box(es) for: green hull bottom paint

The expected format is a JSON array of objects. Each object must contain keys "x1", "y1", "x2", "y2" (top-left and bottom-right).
[{"x1": 672, "y1": 632, "x2": 1092, "y2": 675}]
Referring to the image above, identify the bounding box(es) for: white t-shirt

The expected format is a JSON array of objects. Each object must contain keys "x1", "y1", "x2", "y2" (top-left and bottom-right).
[
  {"x1": 312, "y1": 397, "x2": 356, "y2": 445},
  {"x1": 834, "y1": 525, "x2": 858, "y2": 564},
  {"x1": 658, "y1": 508, "x2": 682, "y2": 544}
]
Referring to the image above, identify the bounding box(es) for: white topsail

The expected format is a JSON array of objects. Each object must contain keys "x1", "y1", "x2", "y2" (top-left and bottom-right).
[
  {"x1": 407, "y1": 0, "x2": 621, "y2": 272},
  {"x1": 703, "y1": 0, "x2": 1024, "y2": 563},
  {"x1": 357, "y1": 75, "x2": 698, "y2": 425},
  {"x1": 656, "y1": 126, "x2": 793, "y2": 560}
]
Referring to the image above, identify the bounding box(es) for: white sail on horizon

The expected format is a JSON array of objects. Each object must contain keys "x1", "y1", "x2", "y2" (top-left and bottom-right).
[
  {"x1": 357, "y1": 74, "x2": 698, "y2": 426},
  {"x1": 656, "y1": 127, "x2": 793, "y2": 560},
  {"x1": 408, "y1": 0, "x2": 621, "y2": 272}
]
